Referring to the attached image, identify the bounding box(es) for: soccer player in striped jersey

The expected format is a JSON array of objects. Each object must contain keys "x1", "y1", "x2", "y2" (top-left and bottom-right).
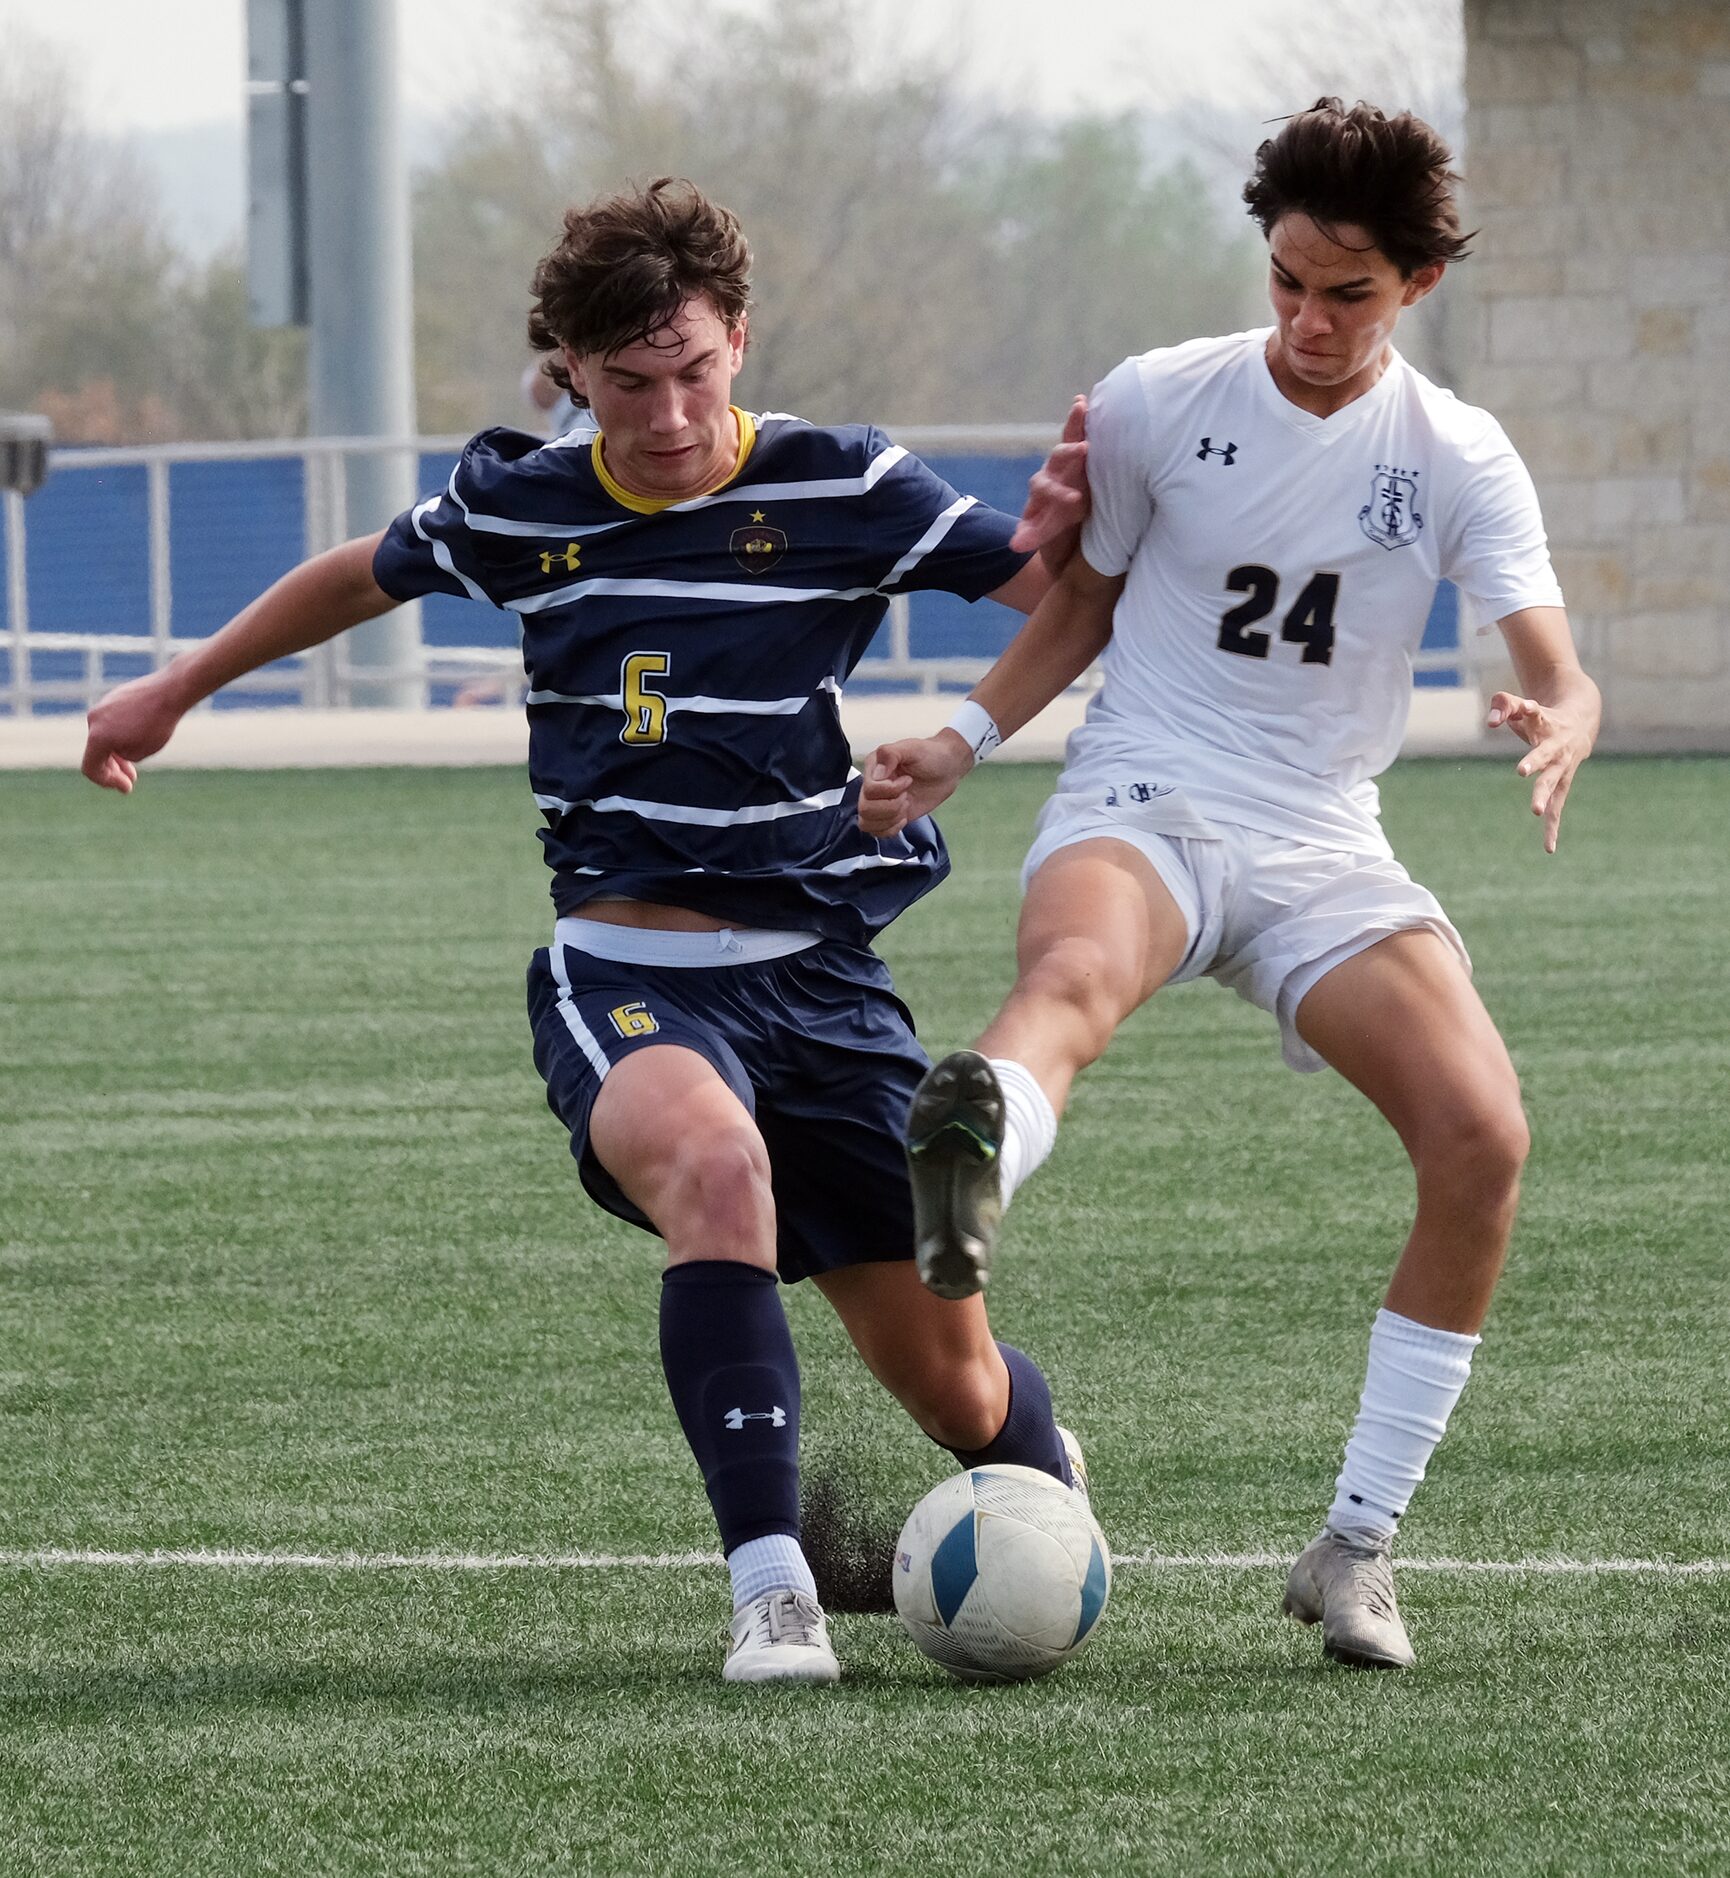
[
  {"x1": 81, "y1": 177, "x2": 1090, "y2": 1686},
  {"x1": 863, "y1": 101, "x2": 1602, "y2": 1671}
]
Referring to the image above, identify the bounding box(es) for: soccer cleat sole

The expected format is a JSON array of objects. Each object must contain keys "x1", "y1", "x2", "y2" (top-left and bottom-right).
[
  {"x1": 1324, "y1": 1640, "x2": 1411, "y2": 1671},
  {"x1": 906, "y1": 1050, "x2": 1005, "y2": 1301},
  {"x1": 722, "y1": 1650, "x2": 841, "y2": 1686},
  {"x1": 919, "y1": 1237, "x2": 988, "y2": 1303}
]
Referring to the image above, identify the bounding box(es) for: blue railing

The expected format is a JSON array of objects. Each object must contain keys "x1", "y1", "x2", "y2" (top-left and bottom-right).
[{"x1": 0, "y1": 431, "x2": 1463, "y2": 714}]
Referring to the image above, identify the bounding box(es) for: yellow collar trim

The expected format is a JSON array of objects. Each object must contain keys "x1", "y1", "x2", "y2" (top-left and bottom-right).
[{"x1": 591, "y1": 407, "x2": 757, "y2": 514}]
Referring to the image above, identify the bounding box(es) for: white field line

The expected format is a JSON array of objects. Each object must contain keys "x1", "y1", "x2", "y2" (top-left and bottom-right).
[
  {"x1": 1118, "y1": 1551, "x2": 1730, "y2": 1576},
  {"x1": 2, "y1": 1546, "x2": 1729, "y2": 1577}
]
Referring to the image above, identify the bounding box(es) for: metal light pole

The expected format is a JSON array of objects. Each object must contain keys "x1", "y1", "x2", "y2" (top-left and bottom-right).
[
  {"x1": 305, "y1": 0, "x2": 423, "y2": 707},
  {"x1": 249, "y1": 0, "x2": 424, "y2": 707}
]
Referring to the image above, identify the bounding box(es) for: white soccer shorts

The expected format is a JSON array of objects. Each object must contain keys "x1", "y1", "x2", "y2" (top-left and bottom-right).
[{"x1": 1020, "y1": 791, "x2": 1470, "y2": 1073}]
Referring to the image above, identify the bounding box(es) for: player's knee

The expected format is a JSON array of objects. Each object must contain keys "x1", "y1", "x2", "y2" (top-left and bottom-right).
[
  {"x1": 657, "y1": 1127, "x2": 774, "y2": 1249},
  {"x1": 1420, "y1": 1091, "x2": 1530, "y2": 1207},
  {"x1": 1019, "y1": 938, "x2": 1129, "y2": 1059}
]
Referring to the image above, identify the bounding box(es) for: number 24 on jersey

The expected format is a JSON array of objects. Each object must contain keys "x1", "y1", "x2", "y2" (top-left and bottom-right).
[{"x1": 1217, "y1": 567, "x2": 1340, "y2": 667}]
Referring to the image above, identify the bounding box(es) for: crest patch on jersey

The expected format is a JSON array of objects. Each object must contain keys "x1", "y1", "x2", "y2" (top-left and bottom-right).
[
  {"x1": 1358, "y1": 464, "x2": 1424, "y2": 551},
  {"x1": 731, "y1": 522, "x2": 788, "y2": 574}
]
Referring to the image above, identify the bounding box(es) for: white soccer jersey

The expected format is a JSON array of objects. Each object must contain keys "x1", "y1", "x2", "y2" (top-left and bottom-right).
[{"x1": 1070, "y1": 328, "x2": 1565, "y2": 854}]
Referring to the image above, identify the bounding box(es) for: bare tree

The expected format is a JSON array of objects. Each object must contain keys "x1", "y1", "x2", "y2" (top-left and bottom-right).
[
  {"x1": 412, "y1": 0, "x2": 1259, "y2": 429},
  {"x1": 412, "y1": 0, "x2": 999, "y2": 425},
  {"x1": 0, "y1": 38, "x2": 147, "y2": 272},
  {"x1": 959, "y1": 116, "x2": 1263, "y2": 419},
  {"x1": 1154, "y1": 0, "x2": 1468, "y2": 381},
  {"x1": 0, "y1": 33, "x2": 175, "y2": 427},
  {"x1": 0, "y1": 31, "x2": 308, "y2": 442}
]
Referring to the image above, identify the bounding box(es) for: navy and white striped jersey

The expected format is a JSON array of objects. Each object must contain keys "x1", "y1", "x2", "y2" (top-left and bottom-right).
[{"x1": 373, "y1": 409, "x2": 1030, "y2": 943}]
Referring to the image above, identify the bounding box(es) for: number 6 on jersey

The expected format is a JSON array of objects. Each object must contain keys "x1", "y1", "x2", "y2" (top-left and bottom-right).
[{"x1": 620, "y1": 651, "x2": 670, "y2": 745}]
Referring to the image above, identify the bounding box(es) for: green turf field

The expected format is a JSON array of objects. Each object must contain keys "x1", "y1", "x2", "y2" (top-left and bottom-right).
[{"x1": 3, "y1": 756, "x2": 1727, "y2": 1876}]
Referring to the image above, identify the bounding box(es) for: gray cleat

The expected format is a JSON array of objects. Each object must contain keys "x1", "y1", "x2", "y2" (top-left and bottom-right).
[
  {"x1": 723, "y1": 1589, "x2": 841, "y2": 1685},
  {"x1": 906, "y1": 1049, "x2": 1004, "y2": 1300},
  {"x1": 1282, "y1": 1527, "x2": 1416, "y2": 1669}
]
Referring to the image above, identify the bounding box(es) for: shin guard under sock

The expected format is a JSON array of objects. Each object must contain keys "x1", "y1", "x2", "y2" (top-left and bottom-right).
[{"x1": 659, "y1": 1260, "x2": 803, "y2": 1555}]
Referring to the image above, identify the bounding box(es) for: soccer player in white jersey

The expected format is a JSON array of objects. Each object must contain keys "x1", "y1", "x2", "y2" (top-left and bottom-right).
[{"x1": 860, "y1": 100, "x2": 1601, "y2": 1669}]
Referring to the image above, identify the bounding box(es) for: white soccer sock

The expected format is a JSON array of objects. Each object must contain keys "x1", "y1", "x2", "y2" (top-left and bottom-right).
[
  {"x1": 1327, "y1": 1308, "x2": 1480, "y2": 1543},
  {"x1": 728, "y1": 1532, "x2": 818, "y2": 1609},
  {"x1": 989, "y1": 1057, "x2": 1058, "y2": 1208}
]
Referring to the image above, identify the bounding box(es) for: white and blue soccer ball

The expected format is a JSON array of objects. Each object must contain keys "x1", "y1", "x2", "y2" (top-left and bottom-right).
[{"x1": 892, "y1": 1464, "x2": 1112, "y2": 1682}]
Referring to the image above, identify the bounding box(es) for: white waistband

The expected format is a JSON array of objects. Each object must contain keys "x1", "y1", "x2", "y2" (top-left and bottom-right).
[{"x1": 552, "y1": 916, "x2": 822, "y2": 968}]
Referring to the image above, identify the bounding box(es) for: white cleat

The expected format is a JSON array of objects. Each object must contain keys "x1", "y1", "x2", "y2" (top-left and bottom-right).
[
  {"x1": 1057, "y1": 1425, "x2": 1092, "y2": 1509},
  {"x1": 723, "y1": 1589, "x2": 841, "y2": 1685},
  {"x1": 1282, "y1": 1527, "x2": 1416, "y2": 1670}
]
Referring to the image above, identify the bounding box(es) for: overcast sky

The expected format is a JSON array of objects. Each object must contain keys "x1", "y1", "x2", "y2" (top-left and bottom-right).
[
  {"x1": 2, "y1": 0, "x2": 1460, "y2": 256},
  {"x1": 2, "y1": 0, "x2": 1457, "y2": 131}
]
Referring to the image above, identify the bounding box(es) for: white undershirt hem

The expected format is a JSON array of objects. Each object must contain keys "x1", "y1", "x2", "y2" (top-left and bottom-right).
[{"x1": 553, "y1": 915, "x2": 822, "y2": 968}]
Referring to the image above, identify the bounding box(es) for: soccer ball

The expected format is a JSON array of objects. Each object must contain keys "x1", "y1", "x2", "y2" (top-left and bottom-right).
[{"x1": 892, "y1": 1464, "x2": 1112, "y2": 1682}]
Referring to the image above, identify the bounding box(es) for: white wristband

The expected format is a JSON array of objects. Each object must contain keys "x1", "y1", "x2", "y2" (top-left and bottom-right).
[{"x1": 945, "y1": 698, "x2": 1002, "y2": 764}]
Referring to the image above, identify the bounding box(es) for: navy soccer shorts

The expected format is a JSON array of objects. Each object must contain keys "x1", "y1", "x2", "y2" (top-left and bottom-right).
[{"x1": 526, "y1": 934, "x2": 929, "y2": 1282}]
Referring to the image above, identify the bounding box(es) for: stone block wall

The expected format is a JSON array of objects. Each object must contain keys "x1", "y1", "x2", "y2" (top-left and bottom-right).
[{"x1": 1461, "y1": 0, "x2": 1730, "y2": 745}]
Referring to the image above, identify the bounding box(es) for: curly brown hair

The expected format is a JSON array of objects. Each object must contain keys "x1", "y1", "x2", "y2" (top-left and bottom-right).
[
  {"x1": 1243, "y1": 98, "x2": 1474, "y2": 277},
  {"x1": 527, "y1": 177, "x2": 753, "y2": 402}
]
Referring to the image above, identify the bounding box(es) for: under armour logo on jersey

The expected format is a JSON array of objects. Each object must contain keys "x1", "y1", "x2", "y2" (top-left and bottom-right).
[
  {"x1": 724, "y1": 1406, "x2": 788, "y2": 1430},
  {"x1": 1196, "y1": 437, "x2": 1238, "y2": 465}
]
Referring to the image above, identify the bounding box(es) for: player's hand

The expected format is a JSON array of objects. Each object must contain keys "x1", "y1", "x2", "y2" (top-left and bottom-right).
[
  {"x1": 1486, "y1": 691, "x2": 1591, "y2": 854},
  {"x1": 1010, "y1": 396, "x2": 1089, "y2": 556},
  {"x1": 82, "y1": 669, "x2": 189, "y2": 793},
  {"x1": 857, "y1": 733, "x2": 974, "y2": 838}
]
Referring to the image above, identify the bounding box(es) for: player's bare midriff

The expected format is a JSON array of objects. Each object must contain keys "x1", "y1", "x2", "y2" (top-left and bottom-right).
[{"x1": 582, "y1": 897, "x2": 734, "y2": 932}]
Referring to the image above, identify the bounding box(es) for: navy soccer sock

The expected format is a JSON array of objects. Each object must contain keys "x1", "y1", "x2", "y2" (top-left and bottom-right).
[
  {"x1": 949, "y1": 1342, "x2": 1072, "y2": 1486},
  {"x1": 659, "y1": 1260, "x2": 802, "y2": 1554}
]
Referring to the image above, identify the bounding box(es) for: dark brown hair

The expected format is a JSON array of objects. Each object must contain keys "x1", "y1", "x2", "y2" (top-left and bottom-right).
[
  {"x1": 527, "y1": 177, "x2": 752, "y2": 400},
  {"x1": 1243, "y1": 98, "x2": 1473, "y2": 276}
]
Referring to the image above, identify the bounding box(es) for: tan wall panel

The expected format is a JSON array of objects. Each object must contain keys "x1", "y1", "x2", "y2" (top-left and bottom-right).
[{"x1": 1463, "y1": 0, "x2": 1730, "y2": 745}]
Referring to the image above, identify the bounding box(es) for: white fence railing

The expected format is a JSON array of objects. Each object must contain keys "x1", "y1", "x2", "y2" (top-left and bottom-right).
[{"x1": 2, "y1": 428, "x2": 1467, "y2": 716}]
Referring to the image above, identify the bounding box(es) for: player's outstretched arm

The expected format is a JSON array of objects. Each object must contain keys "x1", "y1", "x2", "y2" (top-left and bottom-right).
[
  {"x1": 82, "y1": 533, "x2": 396, "y2": 793},
  {"x1": 1487, "y1": 604, "x2": 1601, "y2": 854},
  {"x1": 859, "y1": 553, "x2": 1123, "y2": 838}
]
